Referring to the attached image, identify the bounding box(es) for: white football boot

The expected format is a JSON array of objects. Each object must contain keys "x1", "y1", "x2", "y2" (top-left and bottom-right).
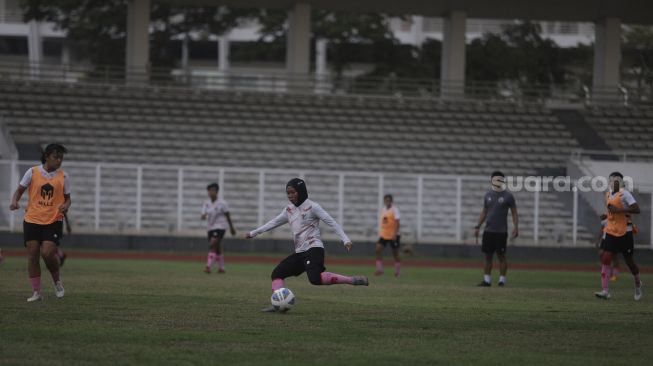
[
  {"x1": 594, "y1": 290, "x2": 611, "y2": 300},
  {"x1": 54, "y1": 281, "x2": 65, "y2": 298},
  {"x1": 27, "y1": 292, "x2": 43, "y2": 302}
]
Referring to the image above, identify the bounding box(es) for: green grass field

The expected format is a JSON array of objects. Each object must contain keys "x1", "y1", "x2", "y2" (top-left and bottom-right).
[{"x1": 1, "y1": 255, "x2": 653, "y2": 366}]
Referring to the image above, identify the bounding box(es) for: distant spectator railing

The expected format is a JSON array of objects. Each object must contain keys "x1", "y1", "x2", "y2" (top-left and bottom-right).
[
  {"x1": 0, "y1": 10, "x2": 23, "y2": 23},
  {"x1": 0, "y1": 114, "x2": 18, "y2": 159},
  {"x1": 0, "y1": 159, "x2": 622, "y2": 247},
  {"x1": 570, "y1": 149, "x2": 653, "y2": 163},
  {"x1": 0, "y1": 60, "x2": 649, "y2": 106}
]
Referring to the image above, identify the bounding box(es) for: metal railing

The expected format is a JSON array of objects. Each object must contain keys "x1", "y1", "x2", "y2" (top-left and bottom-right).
[
  {"x1": 0, "y1": 60, "x2": 648, "y2": 106},
  {"x1": 0, "y1": 11, "x2": 23, "y2": 24},
  {"x1": 0, "y1": 114, "x2": 18, "y2": 159},
  {"x1": 570, "y1": 149, "x2": 653, "y2": 163},
  {"x1": 2, "y1": 159, "x2": 638, "y2": 248}
]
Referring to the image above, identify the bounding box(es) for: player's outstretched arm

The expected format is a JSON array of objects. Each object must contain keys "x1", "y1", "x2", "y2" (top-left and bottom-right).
[
  {"x1": 245, "y1": 210, "x2": 288, "y2": 239},
  {"x1": 312, "y1": 203, "x2": 352, "y2": 250}
]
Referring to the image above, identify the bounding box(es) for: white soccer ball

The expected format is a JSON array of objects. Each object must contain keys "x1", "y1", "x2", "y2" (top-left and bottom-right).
[{"x1": 271, "y1": 288, "x2": 296, "y2": 312}]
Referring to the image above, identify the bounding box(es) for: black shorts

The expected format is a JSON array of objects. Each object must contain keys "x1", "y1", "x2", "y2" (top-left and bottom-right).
[
  {"x1": 599, "y1": 238, "x2": 607, "y2": 250},
  {"x1": 207, "y1": 229, "x2": 226, "y2": 242},
  {"x1": 271, "y1": 247, "x2": 326, "y2": 284},
  {"x1": 603, "y1": 232, "x2": 634, "y2": 256},
  {"x1": 23, "y1": 221, "x2": 63, "y2": 246},
  {"x1": 481, "y1": 231, "x2": 507, "y2": 255},
  {"x1": 378, "y1": 235, "x2": 400, "y2": 249}
]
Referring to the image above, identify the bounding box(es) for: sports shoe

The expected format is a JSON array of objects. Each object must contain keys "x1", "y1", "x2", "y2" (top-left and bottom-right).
[
  {"x1": 498, "y1": 281, "x2": 505, "y2": 287},
  {"x1": 27, "y1": 292, "x2": 43, "y2": 302},
  {"x1": 204, "y1": 266, "x2": 211, "y2": 274},
  {"x1": 594, "y1": 290, "x2": 611, "y2": 299},
  {"x1": 352, "y1": 276, "x2": 369, "y2": 286},
  {"x1": 54, "y1": 281, "x2": 65, "y2": 298},
  {"x1": 634, "y1": 284, "x2": 643, "y2": 301},
  {"x1": 374, "y1": 270, "x2": 383, "y2": 276},
  {"x1": 59, "y1": 253, "x2": 67, "y2": 267},
  {"x1": 477, "y1": 281, "x2": 491, "y2": 287},
  {"x1": 217, "y1": 269, "x2": 226, "y2": 274},
  {"x1": 261, "y1": 305, "x2": 277, "y2": 313},
  {"x1": 261, "y1": 305, "x2": 288, "y2": 313}
]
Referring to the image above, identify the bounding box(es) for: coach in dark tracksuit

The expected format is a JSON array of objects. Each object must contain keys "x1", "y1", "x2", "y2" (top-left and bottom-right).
[{"x1": 474, "y1": 171, "x2": 519, "y2": 287}]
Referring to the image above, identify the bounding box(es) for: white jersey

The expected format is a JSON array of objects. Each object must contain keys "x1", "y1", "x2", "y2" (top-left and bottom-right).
[
  {"x1": 248, "y1": 199, "x2": 350, "y2": 253},
  {"x1": 201, "y1": 199, "x2": 230, "y2": 231},
  {"x1": 20, "y1": 165, "x2": 72, "y2": 194}
]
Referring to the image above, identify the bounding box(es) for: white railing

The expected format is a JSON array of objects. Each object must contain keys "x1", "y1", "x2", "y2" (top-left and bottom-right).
[
  {"x1": 1, "y1": 60, "x2": 647, "y2": 106},
  {"x1": 570, "y1": 149, "x2": 653, "y2": 163},
  {"x1": 2, "y1": 159, "x2": 646, "y2": 247}
]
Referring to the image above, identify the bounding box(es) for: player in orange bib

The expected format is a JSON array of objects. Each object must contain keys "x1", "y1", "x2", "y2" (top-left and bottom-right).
[
  {"x1": 10, "y1": 144, "x2": 71, "y2": 302},
  {"x1": 375, "y1": 194, "x2": 401, "y2": 277},
  {"x1": 594, "y1": 172, "x2": 641, "y2": 301}
]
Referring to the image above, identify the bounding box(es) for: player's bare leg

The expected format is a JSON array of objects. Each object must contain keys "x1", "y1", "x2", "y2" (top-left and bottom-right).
[
  {"x1": 478, "y1": 253, "x2": 493, "y2": 286},
  {"x1": 215, "y1": 239, "x2": 225, "y2": 274},
  {"x1": 374, "y1": 242, "x2": 384, "y2": 276},
  {"x1": 392, "y1": 247, "x2": 401, "y2": 277},
  {"x1": 26, "y1": 241, "x2": 43, "y2": 301},
  {"x1": 610, "y1": 255, "x2": 620, "y2": 281},
  {"x1": 497, "y1": 253, "x2": 508, "y2": 287},
  {"x1": 205, "y1": 237, "x2": 219, "y2": 273},
  {"x1": 623, "y1": 254, "x2": 642, "y2": 300},
  {"x1": 42, "y1": 241, "x2": 64, "y2": 298}
]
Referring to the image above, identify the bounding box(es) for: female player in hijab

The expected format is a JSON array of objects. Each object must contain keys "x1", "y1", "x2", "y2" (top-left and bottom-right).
[{"x1": 245, "y1": 178, "x2": 369, "y2": 312}]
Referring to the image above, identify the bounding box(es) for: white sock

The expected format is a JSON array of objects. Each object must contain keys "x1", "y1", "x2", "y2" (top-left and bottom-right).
[
  {"x1": 484, "y1": 274, "x2": 491, "y2": 283},
  {"x1": 499, "y1": 276, "x2": 506, "y2": 284}
]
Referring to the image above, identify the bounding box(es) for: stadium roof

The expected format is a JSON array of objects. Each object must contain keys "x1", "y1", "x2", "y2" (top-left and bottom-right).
[{"x1": 164, "y1": 0, "x2": 653, "y2": 25}]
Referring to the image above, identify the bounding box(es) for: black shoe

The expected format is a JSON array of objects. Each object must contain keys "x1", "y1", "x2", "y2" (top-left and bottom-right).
[
  {"x1": 498, "y1": 281, "x2": 505, "y2": 287},
  {"x1": 477, "y1": 281, "x2": 491, "y2": 287},
  {"x1": 59, "y1": 253, "x2": 67, "y2": 267}
]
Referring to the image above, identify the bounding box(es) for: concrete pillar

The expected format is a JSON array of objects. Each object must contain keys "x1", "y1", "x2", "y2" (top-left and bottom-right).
[
  {"x1": 27, "y1": 20, "x2": 42, "y2": 64},
  {"x1": 218, "y1": 36, "x2": 229, "y2": 72},
  {"x1": 593, "y1": 17, "x2": 621, "y2": 98},
  {"x1": 0, "y1": 0, "x2": 6, "y2": 21},
  {"x1": 315, "y1": 38, "x2": 327, "y2": 75},
  {"x1": 440, "y1": 11, "x2": 466, "y2": 99},
  {"x1": 413, "y1": 16, "x2": 425, "y2": 46},
  {"x1": 27, "y1": 20, "x2": 42, "y2": 78},
  {"x1": 314, "y1": 38, "x2": 328, "y2": 93},
  {"x1": 126, "y1": 0, "x2": 150, "y2": 80},
  {"x1": 61, "y1": 41, "x2": 71, "y2": 66},
  {"x1": 286, "y1": 3, "x2": 311, "y2": 74},
  {"x1": 181, "y1": 35, "x2": 189, "y2": 68}
]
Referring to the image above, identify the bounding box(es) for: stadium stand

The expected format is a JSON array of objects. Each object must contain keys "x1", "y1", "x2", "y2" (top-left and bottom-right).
[
  {"x1": 0, "y1": 80, "x2": 593, "y2": 244},
  {"x1": 583, "y1": 107, "x2": 653, "y2": 153}
]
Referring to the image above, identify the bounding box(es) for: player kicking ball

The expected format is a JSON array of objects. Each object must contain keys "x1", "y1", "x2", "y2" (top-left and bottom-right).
[{"x1": 245, "y1": 178, "x2": 369, "y2": 313}]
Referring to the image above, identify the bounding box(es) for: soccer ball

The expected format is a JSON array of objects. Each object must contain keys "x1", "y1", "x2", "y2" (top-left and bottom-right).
[{"x1": 271, "y1": 288, "x2": 296, "y2": 312}]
